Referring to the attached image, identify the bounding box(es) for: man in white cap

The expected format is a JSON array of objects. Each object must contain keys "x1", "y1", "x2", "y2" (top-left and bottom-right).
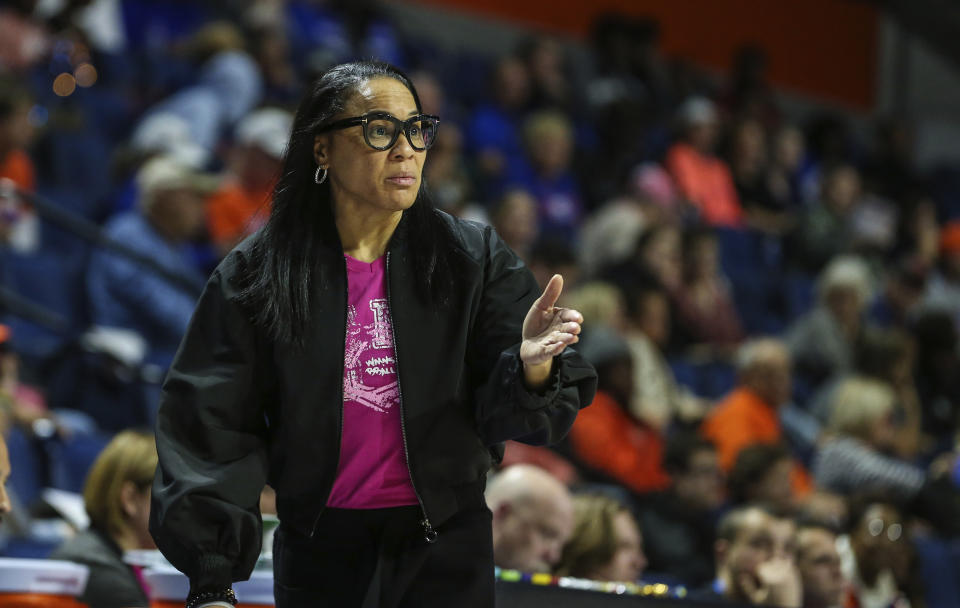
[
  {"x1": 87, "y1": 156, "x2": 218, "y2": 370},
  {"x1": 207, "y1": 107, "x2": 292, "y2": 256}
]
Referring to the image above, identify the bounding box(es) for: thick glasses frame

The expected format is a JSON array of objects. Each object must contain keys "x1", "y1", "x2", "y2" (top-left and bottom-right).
[{"x1": 318, "y1": 112, "x2": 440, "y2": 151}]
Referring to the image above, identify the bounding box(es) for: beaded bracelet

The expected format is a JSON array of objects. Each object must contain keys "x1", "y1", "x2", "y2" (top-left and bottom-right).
[{"x1": 185, "y1": 589, "x2": 237, "y2": 608}]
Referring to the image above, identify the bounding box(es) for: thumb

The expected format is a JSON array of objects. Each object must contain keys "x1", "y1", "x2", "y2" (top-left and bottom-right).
[{"x1": 535, "y1": 274, "x2": 564, "y2": 312}]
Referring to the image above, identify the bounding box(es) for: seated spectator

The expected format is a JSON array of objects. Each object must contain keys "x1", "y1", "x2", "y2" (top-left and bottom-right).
[
  {"x1": 517, "y1": 35, "x2": 573, "y2": 112},
  {"x1": 567, "y1": 325, "x2": 670, "y2": 494},
  {"x1": 0, "y1": 79, "x2": 38, "y2": 252},
  {"x1": 729, "y1": 118, "x2": 792, "y2": 235},
  {"x1": 701, "y1": 339, "x2": 811, "y2": 500},
  {"x1": 639, "y1": 433, "x2": 724, "y2": 587},
  {"x1": 555, "y1": 494, "x2": 647, "y2": 583},
  {"x1": 491, "y1": 189, "x2": 539, "y2": 262},
  {"x1": 868, "y1": 257, "x2": 928, "y2": 331},
  {"x1": 728, "y1": 443, "x2": 796, "y2": 513},
  {"x1": 0, "y1": 432, "x2": 10, "y2": 523},
  {"x1": 507, "y1": 110, "x2": 583, "y2": 241},
  {"x1": 485, "y1": 464, "x2": 574, "y2": 573},
  {"x1": 788, "y1": 164, "x2": 861, "y2": 274},
  {"x1": 577, "y1": 199, "x2": 647, "y2": 277},
  {"x1": 674, "y1": 225, "x2": 745, "y2": 351},
  {"x1": 87, "y1": 156, "x2": 215, "y2": 368},
  {"x1": 837, "y1": 496, "x2": 915, "y2": 608},
  {"x1": 787, "y1": 256, "x2": 874, "y2": 386},
  {"x1": 794, "y1": 523, "x2": 844, "y2": 608},
  {"x1": 207, "y1": 107, "x2": 292, "y2": 256},
  {"x1": 692, "y1": 505, "x2": 801, "y2": 607},
  {"x1": 814, "y1": 377, "x2": 927, "y2": 500},
  {"x1": 924, "y1": 220, "x2": 960, "y2": 328},
  {"x1": 0, "y1": 324, "x2": 65, "y2": 439},
  {"x1": 766, "y1": 125, "x2": 806, "y2": 210},
  {"x1": 564, "y1": 281, "x2": 628, "y2": 332},
  {"x1": 666, "y1": 97, "x2": 743, "y2": 227},
  {"x1": 466, "y1": 56, "x2": 531, "y2": 199},
  {"x1": 51, "y1": 430, "x2": 157, "y2": 608},
  {"x1": 423, "y1": 123, "x2": 479, "y2": 219},
  {"x1": 527, "y1": 237, "x2": 580, "y2": 291}
]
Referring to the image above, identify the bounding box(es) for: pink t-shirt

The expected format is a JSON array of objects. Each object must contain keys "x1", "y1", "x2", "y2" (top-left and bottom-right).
[{"x1": 325, "y1": 255, "x2": 419, "y2": 509}]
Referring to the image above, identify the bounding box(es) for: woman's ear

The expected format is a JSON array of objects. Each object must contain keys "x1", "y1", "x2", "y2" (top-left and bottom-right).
[
  {"x1": 314, "y1": 134, "x2": 329, "y2": 167},
  {"x1": 119, "y1": 481, "x2": 138, "y2": 519}
]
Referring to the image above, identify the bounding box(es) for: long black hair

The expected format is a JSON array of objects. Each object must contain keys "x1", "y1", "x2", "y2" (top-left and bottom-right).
[{"x1": 238, "y1": 61, "x2": 453, "y2": 346}]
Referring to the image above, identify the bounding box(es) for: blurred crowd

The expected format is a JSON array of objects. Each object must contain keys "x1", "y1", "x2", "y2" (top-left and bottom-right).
[{"x1": 0, "y1": 0, "x2": 959, "y2": 607}]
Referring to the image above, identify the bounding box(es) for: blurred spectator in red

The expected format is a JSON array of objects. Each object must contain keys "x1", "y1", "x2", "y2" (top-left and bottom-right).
[
  {"x1": 0, "y1": 81, "x2": 35, "y2": 192},
  {"x1": 507, "y1": 110, "x2": 582, "y2": 241},
  {"x1": 923, "y1": 220, "x2": 960, "y2": 325},
  {"x1": 691, "y1": 505, "x2": 802, "y2": 607},
  {"x1": 486, "y1": 464, "x2": 574, "y2": 573},
  {"x1": 466, "y1": 55, "x2": 531, "y2": 198},
  {"x1": 787, "y1": 256, "x2": 873, "y2": 384},
  {"x1": 556, "y1": 494, "x2": 647, "y2": 583},
  {"x1": 666, "y1": 97, "x2": 743, "y2": 227},
  {"x1": 207, "y1": 107, "x2": 291, "y2": 256},
  {"x1": 789, "y1": 164, "x2": 861, "y2": 273},
  {"x1": 728, "y1": 443, "x2": 796, "y2": 513},
  {"x1": 794, "y1": 523, "x2": 845, "y2": 608},
  {"x1": 674, "y1": 226, "x2": 745, "y2": 352},
  {"x1": 702, "y1": 338, "x2": 813, "y2": 495},
  {"x1": 639, "y1": 433, "x2": 723, "y2": 587},
  {"x1": 567, "y1": 325, "x2": 670, "y2": 494}
]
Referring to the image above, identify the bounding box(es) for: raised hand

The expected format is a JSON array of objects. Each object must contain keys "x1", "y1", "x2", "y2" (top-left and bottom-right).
[{"x1": 520, "y1": 275, "x2": 583, "y2": 377}]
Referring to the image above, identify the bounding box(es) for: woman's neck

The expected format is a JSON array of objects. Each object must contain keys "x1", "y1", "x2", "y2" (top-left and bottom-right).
[{"x1": 333, "y1": 200, "x2": 403, "y2": 262}]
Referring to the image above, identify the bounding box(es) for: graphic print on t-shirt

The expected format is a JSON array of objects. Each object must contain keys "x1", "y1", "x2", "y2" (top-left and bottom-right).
[{"x1": 343, "y1": 300, "x2": 399, "y2": 413}]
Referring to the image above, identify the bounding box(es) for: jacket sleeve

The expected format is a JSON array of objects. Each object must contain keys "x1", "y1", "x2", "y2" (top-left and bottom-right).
[
  {"x1": 149, "y1": 262, "x2": 271, "y2": 594},
  {"x1": 469, "y1": 225, "x2": 597, "y2": 447}
]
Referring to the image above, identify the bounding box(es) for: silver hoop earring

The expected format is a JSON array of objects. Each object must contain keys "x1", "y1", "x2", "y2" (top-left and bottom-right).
[{"x1": 314, "y1": 166, "x2": 328, "y2": 185}]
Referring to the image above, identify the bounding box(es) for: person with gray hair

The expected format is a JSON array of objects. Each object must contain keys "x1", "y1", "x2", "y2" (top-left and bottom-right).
[
  {"x1": 486, "y1": 464, "x2": 574, "y2": 574},
  {"x1": 786, "y1": 255, "x2": 874, "y2": 384}
]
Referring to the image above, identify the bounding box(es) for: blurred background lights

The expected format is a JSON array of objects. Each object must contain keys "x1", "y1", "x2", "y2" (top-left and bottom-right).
[
  {"x1": 52, "y1": 73, "x2": 76, "y2": 97},
  {"x1": 74, "y1": 63, "x2": 98, "y2": 88}
]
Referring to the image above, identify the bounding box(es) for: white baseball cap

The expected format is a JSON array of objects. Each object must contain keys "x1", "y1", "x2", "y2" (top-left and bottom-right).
[
  {"x1": 235, "y1": 107, "x2": 293, "y2": 159},
  {"x1": 137, "y1": 155, "x2": 220, "y2": 210}
]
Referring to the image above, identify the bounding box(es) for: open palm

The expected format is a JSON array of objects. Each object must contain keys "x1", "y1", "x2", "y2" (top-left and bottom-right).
[{"x1": 520, "y1": 274, "x2": 583, "y2": 367}]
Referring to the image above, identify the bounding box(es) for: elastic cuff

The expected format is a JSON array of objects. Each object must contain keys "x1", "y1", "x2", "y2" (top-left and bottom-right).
[{"x1": 190, "y1": 554, "x2": 233, "y2": 595}]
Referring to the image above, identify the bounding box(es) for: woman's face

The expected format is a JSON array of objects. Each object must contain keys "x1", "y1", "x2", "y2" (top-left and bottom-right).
[
  {"x1": 315, "y1": 77, "x2": 426, "y2": 216},
  {"x1": 590, "y1": 511, "x2": 647, "y2": 583}
]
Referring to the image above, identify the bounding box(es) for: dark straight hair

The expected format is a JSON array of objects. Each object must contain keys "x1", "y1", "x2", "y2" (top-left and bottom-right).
[{"x1": 238, "y1": 61, "x2": 453, "y2": 346}]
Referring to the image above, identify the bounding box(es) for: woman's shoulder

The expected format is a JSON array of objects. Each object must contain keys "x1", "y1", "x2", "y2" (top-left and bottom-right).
[{"x1": 432, "y1": 210, "x2": 496, "y2": 263}]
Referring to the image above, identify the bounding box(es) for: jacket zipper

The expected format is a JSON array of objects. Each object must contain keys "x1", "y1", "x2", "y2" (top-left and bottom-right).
[
  {"x1": 310, "y1": 257, "x2": 349, "y2": 538},
  {"x1": 386, "y1": 251, "x2": 438, "y2": 544}
]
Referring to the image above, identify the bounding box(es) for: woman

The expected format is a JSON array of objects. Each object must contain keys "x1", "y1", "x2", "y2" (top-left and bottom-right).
[
  {"x1": 150, "y1": 61, "x2": 596, "y2": 608},
  {"x1": 555, "y1": 494, "x2": 647, "y2": 583},
  {"x1": 51, "y1": 431, "x2": 157, "y2": 608}
]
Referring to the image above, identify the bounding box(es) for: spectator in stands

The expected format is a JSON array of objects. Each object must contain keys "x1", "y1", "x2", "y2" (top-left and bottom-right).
[
  {"x1": 527, "y1": 236, "x2": 580, "y2": 291},
  {"x1": 517, "y1": 36, "x2": 574, "y2": 112},
  {"x1": 694, "y1": 505, "x2": 802, "y2": 607},
  {"x1": 794, "y1": 523, "x2": 844, "y2": 608},
  {"x1": 924, "y1": 220, "x2": 960, "y2": 326},
  {"x1": 486, "y1": 464, "x2": 575, "y2": 573},
  {"x1": 635, "y1": 222, "x2": 683, "y2": 294},
  {"x1": 0, "y1": 432, "x2": 11, "y2": 523},
  {"x1": 814, "y1": 377, "x2": 927, "y2": 500},
  {"x1": 911, "y1": 310, "x2": 960, "y2": 441},
  {"x1": 567, "y1": 325, "x2": 670, "y2": 494},
  {"x1": 0, "y1": 324, "x2": 64, "y2": 439},
  {"x1": 869, "y1": 257, "x2": 928, "y2": 330},
  {"x1": 728, "y1": 443, "x2": 795, "y2": 513},
  {"x1": 0, "y1": 80, "x2": 35, "y2": 192},
  {"x1": 729, "y1": 118, "x2": 788, "y2": 235},
  {"x1": 87, "y1": 156, "x2": 216, "y2": 369},
  {"x1": 674, "y1": 225, "x2": 745, "y2": 351},
  {"x1": 838, "y1": 497, "x2": 914, "y2": 608},
  {"x1": 787, "y1": 256, "x2": 873, "y2": 385},
  {"x1": 207, "y1": 107, "x2": 292, "y2": 256},
  {"x1": 564, "y1": 281, "x2": 628, "y2": 333},
  {"x1": 555, "y1": 494, "x2": 647, "y2": 583},
  {"x1": 491, "y1": 189, "x2": 539, "y2": 262},
  {"x1": 666, "y1": 97, "x2": 743, "y2": 227},
  {"x1": 767, "y1": 125, "x2": 806, "y2": 210},
  {"x1": 51, "y1": 430, "x2": 157, "y2": 608},
  {"x1": 508, "y1": 110, "x2": 583, "y2": 241},
  {"x1": 702, "y1": 339, "x2": 786, "y2": 468},
  {"x1": 639, "y1": 433, "x2": 723, "y2": 586},
  {"x1": 789, "y1": 164, "x2": 861, "y2": 273},
  {"x1": 608, "y1": 278, "x2": 706, "y2": 431},
  {"x1": 466, "y1": 55, "x2": 532, "y2": 198},
  {"x1": 423, "y1": 123, "x2": 478, "y2": 218}
]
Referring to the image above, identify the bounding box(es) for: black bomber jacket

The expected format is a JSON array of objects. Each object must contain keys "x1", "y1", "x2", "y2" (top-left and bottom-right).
[{"x1": 149, "y1": 209, "x2": 597, "y2": 592}]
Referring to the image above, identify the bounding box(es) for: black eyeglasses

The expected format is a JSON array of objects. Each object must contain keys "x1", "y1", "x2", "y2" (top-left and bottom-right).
[{"x1": 318, "y1": 112, "x2": 439, "y2": 151}]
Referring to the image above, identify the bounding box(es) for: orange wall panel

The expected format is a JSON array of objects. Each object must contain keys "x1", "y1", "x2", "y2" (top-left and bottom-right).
[{"x1": 406, "y1": 0, "x2": 878, "y2": 108}]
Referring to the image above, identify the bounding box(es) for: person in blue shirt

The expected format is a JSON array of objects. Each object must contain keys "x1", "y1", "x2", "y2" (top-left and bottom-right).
[{"x1": 87, "y1": 156, "x2": 215, "y2": 369}]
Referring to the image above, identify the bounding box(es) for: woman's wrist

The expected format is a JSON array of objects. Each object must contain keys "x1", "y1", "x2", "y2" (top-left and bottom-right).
[
  {"x1": 185, "y1": 588, "x2": 236, "y2": 608},
  {"x1": 522, "y1": 359, "x2": 553, "y2": 389}
]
